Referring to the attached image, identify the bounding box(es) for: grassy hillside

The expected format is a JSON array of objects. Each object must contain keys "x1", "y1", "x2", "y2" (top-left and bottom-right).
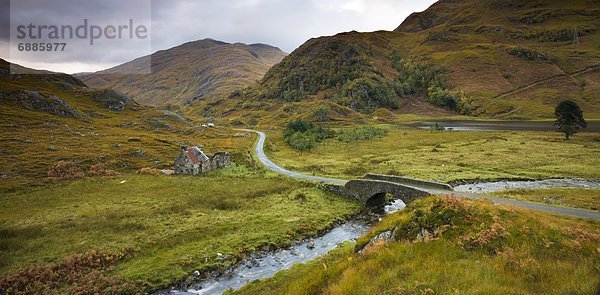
[
  {"x1": 0, "y1": 59, "x2": 252, "y2": 192},
  {"x1": 234, "y1": 196, "x2": 600, "y2": 294},
  {"x1": 232, "y1": 0, "x2": 600, "y2": 120},
  {"x1": 81, "y1": 39, "x2": 287, "y2": 106}
]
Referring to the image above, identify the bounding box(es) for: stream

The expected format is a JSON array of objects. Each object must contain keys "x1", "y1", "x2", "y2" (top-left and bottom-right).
[
  {"x1": 162, "y1": 201, "x2": 406, "y2": 295},
  {"x1": 454, "y1": 178, "x2": 600, "y2": 193}
]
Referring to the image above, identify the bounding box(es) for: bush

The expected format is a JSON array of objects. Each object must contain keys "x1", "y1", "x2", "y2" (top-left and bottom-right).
[
  {"x1": 88, "y1": 163, "x2": 117, "y2": 177},
  {"x1": 283, "y1": 119, "x2": 335, "y2": 152},
  {"x1": 429, "y1": 122, "x2": 446, "y2": 132},
  {"x1": 506, "y1": 47, "x2": 552, "y2": 63},
  {"x1": 391, "y1": 53, "x2": 445, "y2": 97},
  {"x1": 48, "y1": 161, "x2": 84, "y2": 181},
  {"x1": 285, "y1": 132, "x2": 317, "y2": 153},
  {"x1": 336, "y1": 126, "x2": 388, "y2": 143}
]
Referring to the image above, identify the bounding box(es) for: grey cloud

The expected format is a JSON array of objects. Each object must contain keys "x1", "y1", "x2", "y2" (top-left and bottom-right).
[{"x1": 1, "y1": 0, "x2": 436, "y2": 73}]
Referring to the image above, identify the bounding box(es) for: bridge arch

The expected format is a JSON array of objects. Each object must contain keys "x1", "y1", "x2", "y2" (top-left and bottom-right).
[{"x1": 343, "y1": 179, "x2": 431, "y2": 206}]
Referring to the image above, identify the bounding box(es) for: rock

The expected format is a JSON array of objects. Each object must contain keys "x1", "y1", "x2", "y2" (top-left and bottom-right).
[
  {"x1": 0, "y1": 90, "x2": 86, "y2": 119},
  {"x1": 192, "y1": 270, "x2": 200, "y2": 277},
  {"x1": 114, "y1": 143, "x2": 122, "y2": 148},
  {"x1": 131, "y1": 149, "x2": 145, "y2": 158},
  {"x1": 357, "y1": 229, "x2": 396, "y2": 253},
  {"x1": 216, "y1": 252, "x2": 223, "y2": 256},
  {"x1": 306, "y1": 241, "x2": 316, "y2": 249},
  {"x1": 416, "y1": 228, "x2": 434, "y2": 242},
  {"x1": 146, "y1": 119, "x2": 171, "y2": 129},
  {"x1": 158, "y1": 110, "x2": 187, "y2": 122},
  {"x1": 91, "y1": 89, "x2": 133, "y2": 111}
]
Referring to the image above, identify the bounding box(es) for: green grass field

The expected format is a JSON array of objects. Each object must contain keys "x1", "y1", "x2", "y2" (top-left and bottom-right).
[
  {"x1": 0, "y1": 166, "x2": 360, "y2": 292},
  {"x1": 266, "y1": 125, "x2": 600, "y2": 184},
  {"x1": 491, "y1": 188, "x2": 600, "y2": 211},
  {"x1": 233, "y1": 196, "x2": 600, "y2": 295}
]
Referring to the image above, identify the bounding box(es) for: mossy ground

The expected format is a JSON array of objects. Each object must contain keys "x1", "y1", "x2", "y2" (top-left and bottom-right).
[
  {"x1": 266, "y1": 125, "x2": 600, "y2": 184},
  {"x1": 233, "y1": 196, "x2": 600, "y2": 295},
  {"x1": 0, "y1": 166, "x2": 360, "y2": 292}
]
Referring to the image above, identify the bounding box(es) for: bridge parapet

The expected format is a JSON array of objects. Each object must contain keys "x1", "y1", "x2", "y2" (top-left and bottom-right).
[{"x1": 363, "y1": 174, "x2": 454, "y2": 191}]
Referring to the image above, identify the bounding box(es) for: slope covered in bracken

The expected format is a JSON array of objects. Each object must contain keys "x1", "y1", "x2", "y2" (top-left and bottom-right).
[
  {"x1": 236, "y1": 0, "x2": 600, "y2": 119},
  {"x1": 81, "y1": 39, "x2": 287, "y2": 106}
]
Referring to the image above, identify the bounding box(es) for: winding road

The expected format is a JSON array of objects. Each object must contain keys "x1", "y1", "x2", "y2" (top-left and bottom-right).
[{"x1": 240, "y1": 130, "x2": 600, "y2": 220}]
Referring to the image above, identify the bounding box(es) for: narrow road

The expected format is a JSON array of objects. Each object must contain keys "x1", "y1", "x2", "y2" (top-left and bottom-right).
[{"x1": 240, "y1": 130, "x2": 600, "y2": 220}]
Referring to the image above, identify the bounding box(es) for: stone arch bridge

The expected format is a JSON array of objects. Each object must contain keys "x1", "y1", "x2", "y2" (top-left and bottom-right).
[{"x1": 324, "y1": 174, "x2": 454, "y2": 207}]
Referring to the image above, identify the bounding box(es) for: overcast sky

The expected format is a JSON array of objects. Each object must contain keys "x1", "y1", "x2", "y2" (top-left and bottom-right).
[{"x1": 0, "y1": 0, "x2": 437, "y2": 74}]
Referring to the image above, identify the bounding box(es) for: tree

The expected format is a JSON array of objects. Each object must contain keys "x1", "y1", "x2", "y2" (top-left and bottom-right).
[
  {"x1": 285, "y1": 132, "x2": 316, "y2": 154},
  {"x1": 554, "y1": 100, "x2": 586, "y2": 140}
]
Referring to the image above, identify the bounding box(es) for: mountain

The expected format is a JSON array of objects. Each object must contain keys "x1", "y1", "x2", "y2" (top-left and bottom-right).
[
  {"x1": 238, "y1": 0, "x2": 600, "y2": 119},
  {"x1": 81, "y1": 39, "x2": 287, "y2": 106}
]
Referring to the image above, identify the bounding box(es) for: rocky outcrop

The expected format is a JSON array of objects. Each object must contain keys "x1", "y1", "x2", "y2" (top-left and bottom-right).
[
  {"x1": 357, "y1": 229, "x2": 396, "y2": 254},
  {"x1": 0, "y1": 90, "x2": 85, "y2": 119},
  {"x1": 91, "y1": 89, "x2": 133, "y2": 111}
]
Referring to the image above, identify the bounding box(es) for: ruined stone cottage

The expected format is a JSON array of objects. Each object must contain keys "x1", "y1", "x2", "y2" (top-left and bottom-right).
[{"x1": 174, "y1": 146, "x2": 230, "y2": 175}]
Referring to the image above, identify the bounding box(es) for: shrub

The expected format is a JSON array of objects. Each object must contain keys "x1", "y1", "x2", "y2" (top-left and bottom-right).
[
  {"x1": 285, "y1": 132, "x2": 317, "y2": 153},
  {"x1": 506, "y1": 46, "x2": 552, "y2": 63},
  {"x1": 391, "y1": 53, "x2": 445, "y2": 97},
  {"x1": 336, "y1": 126, "x2": 388, "y2": 143},
  {"x1": 88, "y1": 163, "x2": 117, "y2": 177},
  {"x1": 283, "y1": 119, "x2": 335, "y2": 152},
  {"x1": 48, "y1": 161, "x2": 84, "y2": 181},
  {"x1": 429, "y1": 122, "x2": 446, "y2": 132}
]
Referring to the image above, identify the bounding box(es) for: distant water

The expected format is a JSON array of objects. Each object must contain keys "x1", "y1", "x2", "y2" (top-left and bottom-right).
[{"x1": 413, "y1": 120, "x2": 600, "y2": 132}]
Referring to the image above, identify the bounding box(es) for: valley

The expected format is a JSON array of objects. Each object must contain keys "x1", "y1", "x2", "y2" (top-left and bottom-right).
[{"x1": 1, "y1": 0, "x2": 600, "y2": 294}]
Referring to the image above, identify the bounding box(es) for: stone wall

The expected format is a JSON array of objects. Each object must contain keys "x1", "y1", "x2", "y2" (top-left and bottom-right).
[{"x1": 363, "y1": 174, "x2": 454, "y2": 191}]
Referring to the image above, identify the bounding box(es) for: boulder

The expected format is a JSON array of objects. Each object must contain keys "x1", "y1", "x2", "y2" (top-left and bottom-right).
[
  {"x1": 91, "y1": 89, "x2": 133, "y2": 111},
  {"x1": 0, "y1": 90, "x2": 86, "y2": 119}
]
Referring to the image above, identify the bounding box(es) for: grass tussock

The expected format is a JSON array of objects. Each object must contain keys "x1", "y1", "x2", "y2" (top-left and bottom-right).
[{"x1": 234, "y1": 196, "x2": 600, "y2": 295}]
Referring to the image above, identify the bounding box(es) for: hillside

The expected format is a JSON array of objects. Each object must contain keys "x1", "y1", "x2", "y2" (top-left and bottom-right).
[
  {"x1": 235, "y1": 196, "x2": 600, "y2": 294},
  {"x1": 81, "y1": 39, "x2": 287, "y2": 106},
  {"x1": 0, "y1": 58, "x2": 252, "y2": 192},
  {"x1": 235, "y1": 0, "x2": 600, "y2": 120}
]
